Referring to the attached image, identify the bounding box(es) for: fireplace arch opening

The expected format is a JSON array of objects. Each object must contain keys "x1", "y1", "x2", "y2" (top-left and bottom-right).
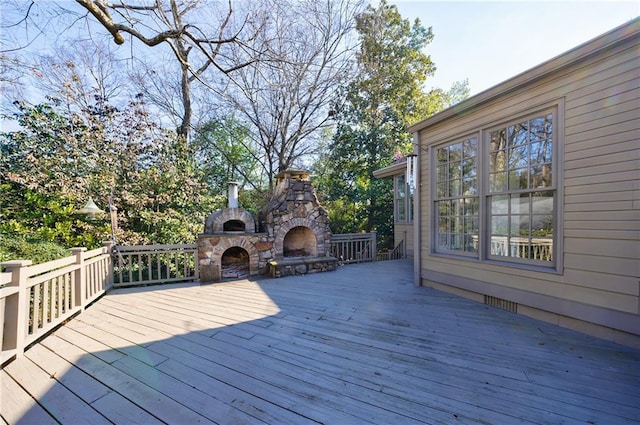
[
  {"x1": 283, "y1": 226, "x2": 317, "y2": 258},
  {"x1": 223, "y1": 219, "x2": 245, "y2": 232},
  {"x1": 221, "y1": 247, "x2": 250, "y2": 278}
]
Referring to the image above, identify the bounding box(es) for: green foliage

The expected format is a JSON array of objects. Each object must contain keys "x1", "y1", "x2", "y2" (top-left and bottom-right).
[
  {"x1": 192, "y1": 116, "x2": 270, "y2": 218},
  {"x1": 0, "y1": 232, "x2": 70, "y2": 264},
  {"x1": 1, "y1": 95, "x2": 218, "y2": 251}
]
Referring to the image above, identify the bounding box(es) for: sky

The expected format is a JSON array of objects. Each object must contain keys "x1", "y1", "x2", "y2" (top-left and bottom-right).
[{"x1": 390, "y1": 0, "x2": 639, "y2": 96}]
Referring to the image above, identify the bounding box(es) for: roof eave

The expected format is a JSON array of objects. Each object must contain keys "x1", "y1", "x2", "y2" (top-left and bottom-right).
[{"x1": 373, "y1": 161, "x2": 406, "y2": 179}]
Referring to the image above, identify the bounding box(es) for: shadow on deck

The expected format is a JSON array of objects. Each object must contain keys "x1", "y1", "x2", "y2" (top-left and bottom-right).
[{"x1": 2, "y1": 260, "x2": 640, "y2": 424}]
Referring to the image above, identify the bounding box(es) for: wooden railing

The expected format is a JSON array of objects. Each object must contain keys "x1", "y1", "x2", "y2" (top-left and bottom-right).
[
  {"x1": 0, "y1": 242, "x2": 113, "y2": 364},
  {"x1": 113, "y1": 244, "x2": 198, "y2": 288},
  {"x1": 329, "y1": 232, "x2": 377, "y2": 264},
  {"x1": 1, "y1": 235, "x2": 386, "y2": 365},
  {"x1": 377, "y1": 239, "x2": 405, "y2": 261}
]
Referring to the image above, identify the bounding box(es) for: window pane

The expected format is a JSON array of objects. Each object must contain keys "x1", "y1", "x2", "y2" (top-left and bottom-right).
[
  {"x1": 531, "y1": 163, "x2": 552, "y2": 188},
  {"x1": 439, "y1": 217, "x2": 450, "y2": 232},
  {"x1": 449, "y1": 160, "x2": 462, "y2": 180},
  {"x1": 437, "y1": 182, "x2": 447, "y2": 198},
  {"x1": 465, "y1": 235, "x2": 479, "y2": 253},
  {"x1": 437, "y1": 164, "x2": 448, "y2": 182},
  {"x1": 396, "y1": 175, "x2": 406, "y2": 196},
  {"x1": 451, "y1": 234, "x2": 463, "y2": 250},
  {"x1": 437, "y1": 147, "x2": 448, "y2": 163},
  {"x1": 490, "y1": 150, "x2": 507, "y2": 173},
  {"x1": 464, "y1": 216, "x2": 478, "y2": 233},
  {"x1": 462, "y1": 158, "x2": 476, "y2": 178},
  {"x1": 463, "y1": 177, "x2": 477, "y2": 195},
  {"x1": 532, "y1": 191, "x2": 554, "y2": 215},
  {"x1": 438, "y1": 200, "x2": 450, "y2": 217},
  {"x1": 438, "y1": 233, "x2": 449, "y2": 249},
  {"x1": 509, "y1": 168, "x2": 529, "y2": 190},
  {"x1": 397, "y1": 199, "x2": 405, "y2": 220},
  {"x1": 509, "y1": 146, "x2": 528, "y2": 169},
  {"x1": 491, "y1": 216, "x2": 509, "y2": 236},
  {"x1": 510, "y1": 193, "x2": 530, "y2": 214},
  {"x1": 449, "y1": 143, "x2": 462, "y2": 162},
  {"x1": 532, "y1": 215, "x2": 553, "y2": 237},
  {"x1": 450, "y1": 178, "x2": 461, "y2": 197},
  {"x1": 508, "y1": 122, "x2": 528, "y2": 149},
  {"x1": 490, "y1": 129, "x2": 506, "y2": 152},
  {"x1": 490, "y1": 172, "x2": 507, "y2": 192},
  {"x1": 510, "y1": 215, "x2": 528, "y2": 236},
  {"x1": 491, "y1": 195, "x2": 509, "y2": 214},
  {"x1": 463, "y1": 138, "x2": 477, "y2": 158},
  {"x1": 464, "y1": 197, "x2": 479, "y2": 215},
  {"x1": 490, "y1": 236, "x2": 509, "y2": 257}
]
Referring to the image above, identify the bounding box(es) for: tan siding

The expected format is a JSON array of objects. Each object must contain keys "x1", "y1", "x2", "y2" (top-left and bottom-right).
[
  {"x1": 565, "y1": 189, "x2": 636, "y2": 204},
  {"x1": 563, "y1": 56, "x2": 639, "y2": 108},
  {"x1": 564, "y1": 268, "x2": 639, "y2": 296},
  {"x1": 565, "y1": 180, "x2": 636, "y2": 195},
  {"x1": 564, "y1": 237, "x2": 638, "y2": 259},
  {"x1": 565, "y1": 137, "x2": 638, "y2": 160},
  {"x1": 565, "y1": 229, "x2": 639, "y2": 240},
  {"x1": 567, "y1": 80, "x2": 639, "y2": 113},
  {"x1": 564, "y1": 169, "x2": 637, "y2": 185},
  {"x1": 416, "y1": 25, "x2": 640, "y2": 335},
  {"x1": 566, "y1": 98, "x2": 639, "y2": 130},
  {"x1": 565, "y1": 220, "x2": 639, "y2": 231},
  {"x1": 566, "y1": 109, "x2": 638, "y2": 136},
  {"x1": 564, "y1": 253, "x2": 639, "y2": 277},
  {"x1": 422, "y1": 259, "x2": 639, "y2": 313},
  {"x1": 565, "y1": 210, "x2": 639, "y2": 221},
  {"x1": 565, "y1": 150, "x2": 639, "y2": 171}
]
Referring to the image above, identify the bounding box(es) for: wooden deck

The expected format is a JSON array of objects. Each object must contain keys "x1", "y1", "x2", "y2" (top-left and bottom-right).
[{"x1": 2, "y1": 260, "x2": 639, "y2": 424}]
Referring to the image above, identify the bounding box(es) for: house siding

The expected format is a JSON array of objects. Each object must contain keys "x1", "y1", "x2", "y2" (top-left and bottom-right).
[{"x1": 415, "y1": 22, "x2": 639, "y2": 345}]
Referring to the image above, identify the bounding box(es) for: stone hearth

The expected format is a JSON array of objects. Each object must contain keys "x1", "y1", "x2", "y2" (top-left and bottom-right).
[{"x1": 197, "y1": 171, "x2": 336, "y2": 282}]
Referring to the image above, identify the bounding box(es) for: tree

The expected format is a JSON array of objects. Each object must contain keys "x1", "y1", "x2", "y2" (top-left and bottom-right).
[
  {"x1": 319, "y1": 0, "x2": 465, "y2": 246},
  {"x1": 75, "y1": 0, "x2": 260, "y2": 138},
  {"x1": 0, "y1": 92, "x2": 216, "y2": 247},
  {"x1": 35, "y1": 38, "x2": 127, "y2": 117},
  {"x1": 192, "y1": 116, "x2": 266, "y2": 212},
  {"x1": 218, "y1": 0, "x2": 363, "y2": 192}
]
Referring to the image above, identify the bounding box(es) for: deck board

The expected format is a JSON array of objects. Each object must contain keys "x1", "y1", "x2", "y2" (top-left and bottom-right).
[{"x1": 2, "y1": 260, "x2": 639, "y2": 424}]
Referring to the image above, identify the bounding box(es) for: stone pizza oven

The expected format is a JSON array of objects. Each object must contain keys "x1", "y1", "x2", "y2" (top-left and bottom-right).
[{"x1": 197, "y1": 171, "x2": 337, "y2": 282}]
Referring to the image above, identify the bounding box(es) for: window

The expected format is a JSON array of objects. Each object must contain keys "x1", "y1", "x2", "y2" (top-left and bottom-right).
[
  {"x1": 488, "y1": 113, "x2": 554, "y2": 263},
  {"x1": 395, "y1": 173, "x2": 415, "y2": 224},
  {"x1": 434, "y1": 137, "x2": 478, "y2": 254},
  {"x1": 395, "y1": 175, "x2": 406, "y2": 222},
  {"x1": 432, "y1": 108, "x2": 556, "y2": 267}
]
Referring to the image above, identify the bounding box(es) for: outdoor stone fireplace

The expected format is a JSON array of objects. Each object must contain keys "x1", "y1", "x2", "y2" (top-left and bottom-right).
[{"x1": 197, "y1": 171, "x2": 337, "y2": 282}]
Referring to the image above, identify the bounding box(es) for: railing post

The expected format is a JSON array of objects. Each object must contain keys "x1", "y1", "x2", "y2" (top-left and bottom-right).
[
  {"x1": 193, "y1": 248, "x2": 200, "y2": 281},
  {"x1": 103, "y1": 241, "x2": 115, "y2": 291},
  {"x1": 70, "y1": 247, "x2": 87, "y2": 310},
  {"x1": 1, "y1": 260, "x2": 33, "y2": 358},
  {"x1": 371, "y1": 231, "x2": 377, "y2": 262}
]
